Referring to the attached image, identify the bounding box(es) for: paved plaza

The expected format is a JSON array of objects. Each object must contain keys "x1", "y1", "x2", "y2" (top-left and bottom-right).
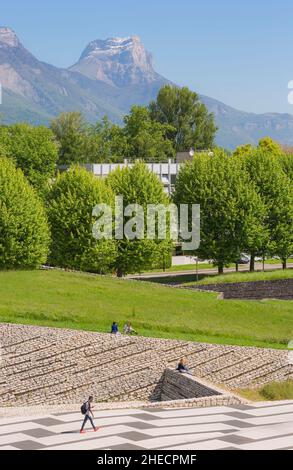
[{"x1": 0, "y1": 401, "x2": 293, "y2": 450}]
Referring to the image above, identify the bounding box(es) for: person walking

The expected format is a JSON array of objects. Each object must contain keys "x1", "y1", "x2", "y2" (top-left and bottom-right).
[{"x1": 80, "y1": 396, "x2": 99, "y2": 433}]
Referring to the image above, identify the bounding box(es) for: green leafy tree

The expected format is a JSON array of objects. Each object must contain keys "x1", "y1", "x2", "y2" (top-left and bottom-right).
[
  {"x1": 245, "y1": 150, "x2": 293, "y2": 270},
  {"x1": 174, "y1": 150, "x2": 266, "y2": 274},
  {"x1": 87, "y1": 116, "x2": 128, "y2": 163},
  {"x1": 107, "y1": 161, "x2": 173, "y2": 276},
  {"x1": 50, "y1": 112, "x2": 88, "y2": 165},
  {"x1": 233, "y1": 143, "x2": 253, "y2": 158},
  {"x1": 0, "y1": 157, "x2": 50, "y2": 268},
  {"x1": 149, "y1": 85, "x2": 217, "y2": 151},
  {"x1": 0, "y1": 123, "x2": 58, "y2": 193},
  {"x1": 47, "y1": 166, "x2": 117, "y2": 273},
  {"x1": 258, "y1": 137, "x2": 282, "y2": 155},
  {"x1": 123, "y1": 106, "x2": 175, "y2": 162},
  {"x1": 88, "y1": 109, "x2": 175, "y2": 163},
  {"x1": 279, "y1": 153, "x2": 293, "y2": 182}
]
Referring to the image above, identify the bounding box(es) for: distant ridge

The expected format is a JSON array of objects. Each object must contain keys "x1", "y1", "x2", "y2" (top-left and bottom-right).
[{"x1": 1, "y1": 27, "x2": 293, "y2": 148}]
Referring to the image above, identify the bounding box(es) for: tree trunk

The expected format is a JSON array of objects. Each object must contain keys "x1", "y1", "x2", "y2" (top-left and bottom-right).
[
  {"x1": 235, "y1": 262, "x2": 239, "y2": 272},
  {"x1": 218, "y1": 262, "x2": 224, "y2": 275},
  {"x1": 250, "y1": 254, "x2": 255, "y2": 272},
  {"x1": 117, "y1": 267, "x2": 124, "y2": 278},
  {"x1": 282, "y1": 258, "x2": 287, "y2": 270}
]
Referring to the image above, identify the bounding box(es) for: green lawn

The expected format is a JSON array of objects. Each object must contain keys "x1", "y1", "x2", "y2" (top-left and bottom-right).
[
  {"x1": 238, "y1": 380, "x2": 293, "y2": 401},
  {"x1": 0, "y1": 270, "x2": 292, "y2": 349},
  {"x1": 141, "y1": 267, "x2": 293, "y2": 286},
  {"x1": 185, "y1": 268, "x2": 293, "y2": 286},
  {"x1": 266, "y1": 258, "x2": 293, "y2": 265}
]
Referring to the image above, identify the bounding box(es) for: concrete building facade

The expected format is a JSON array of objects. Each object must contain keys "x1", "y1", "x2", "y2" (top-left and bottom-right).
[{"x1": 83, "y1": 159, "x2": 180, "y2": 194}]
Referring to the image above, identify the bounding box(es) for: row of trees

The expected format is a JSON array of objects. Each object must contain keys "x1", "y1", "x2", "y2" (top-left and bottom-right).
[
  {"x1": 0, "y1": 157, "x2": 172, "y2": 275},
  {"x1": 0, "y1": 80, "x2": 292, "y2": 276},
  {"x1": 0, "y1": 84, "x2": 216, "y2": 196},
  {"x1": 0, "y1": 141, "x2": 292, "y2": 275},
  {"x1": 47, "y1": 162, "x2": 172, "y2": 276},
  {"x1": 175, "y1": 144, "x2": 293, "y2": 272},
  {"x1": 50, "y1": 85, "x2": 217, "y2": 165}
]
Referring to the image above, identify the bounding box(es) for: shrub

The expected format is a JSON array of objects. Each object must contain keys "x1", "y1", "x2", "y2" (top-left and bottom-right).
[{"x1": 261, "y1": 380, "x2": 293, "y2": 401}]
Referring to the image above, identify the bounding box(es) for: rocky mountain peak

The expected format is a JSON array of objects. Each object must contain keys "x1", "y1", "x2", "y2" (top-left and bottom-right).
[
  {"x1": 70, "y1": 35, "x2": 158, "y2": 87},
  {"x1": 80, "y1": 35, "x2": 142, "y2": 59},
  {"x1": 0, "y1": 27, "x2": 21, "y2": 48}
]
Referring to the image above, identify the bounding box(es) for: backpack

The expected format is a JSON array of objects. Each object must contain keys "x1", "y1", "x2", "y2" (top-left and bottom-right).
[{"x1": 81, "y1": 401, "x2": 88, "y2": 415}]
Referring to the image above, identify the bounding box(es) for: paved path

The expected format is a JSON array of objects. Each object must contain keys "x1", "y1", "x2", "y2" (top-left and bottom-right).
[{"x1": 1, "y1": 401, "x2": 293, "y2": 450}]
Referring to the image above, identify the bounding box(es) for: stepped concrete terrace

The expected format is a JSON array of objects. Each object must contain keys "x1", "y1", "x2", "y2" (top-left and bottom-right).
[{"x1": 0, "y1": 323, "x2": 292, "y2": 407}]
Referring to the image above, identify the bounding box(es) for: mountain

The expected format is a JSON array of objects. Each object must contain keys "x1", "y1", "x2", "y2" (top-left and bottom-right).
[
  {"x1": 0, "y1": 28, "x2": 166, "y2": 125},
  {"x1": 201, "y1": 95, "x2": 293, "y2": 148},
  {"x1": 0, "y1": 27, "x2": 128, "y2": 124},
  {"x1": 70, "y1": 36, "x2": 162, "y2": 86},
  {"x1": 1, "y1": 26, "x2": 293, "y2": 149}
]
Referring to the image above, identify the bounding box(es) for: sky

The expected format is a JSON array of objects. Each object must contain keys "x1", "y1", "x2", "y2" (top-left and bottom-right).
[{"x1": 1, "y1": 0, "x2": 293, "y2": 114}]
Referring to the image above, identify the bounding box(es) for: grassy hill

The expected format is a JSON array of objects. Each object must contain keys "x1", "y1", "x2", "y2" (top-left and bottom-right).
[
  {"x1": 0, "y1": 269, "x2": 292, "y2": 349},
  {"x1": 186, "y1": 268, "x2": 293, "y2": 286}
]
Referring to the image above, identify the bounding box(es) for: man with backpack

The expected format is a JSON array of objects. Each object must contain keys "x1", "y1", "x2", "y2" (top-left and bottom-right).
[{"x1": 80, "y1": 396, "x2": 99, "y2": 434}]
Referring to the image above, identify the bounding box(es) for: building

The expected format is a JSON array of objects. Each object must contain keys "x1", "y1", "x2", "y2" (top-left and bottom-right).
[
  {"x1": 83, "y1": 159, "x2": 181, "y2": 194},
  {"x1": 60, "y1": 152, "x2": 199, "y2": 194}
]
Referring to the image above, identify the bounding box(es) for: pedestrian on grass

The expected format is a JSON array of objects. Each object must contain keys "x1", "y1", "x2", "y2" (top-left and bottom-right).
[
  {"x1": 123, "y1": 321, "x2": 137, "y2": 335},
  {"x1": 111, "y1": 322, "x2": 119, "y2": 335}
]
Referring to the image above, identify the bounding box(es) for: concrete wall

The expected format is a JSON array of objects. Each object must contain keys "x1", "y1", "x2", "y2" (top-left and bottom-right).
[
  {"x1": 160, "y1": 369, "x2": 222, "y2": 401},
  {"x1": 151, "y1": 369, "x2": 244, "y2": 408}
]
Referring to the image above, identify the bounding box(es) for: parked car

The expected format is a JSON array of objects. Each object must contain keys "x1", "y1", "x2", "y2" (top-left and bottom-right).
[{"x1": 236, "y1": 254, "x2": 250, "y2": 264}]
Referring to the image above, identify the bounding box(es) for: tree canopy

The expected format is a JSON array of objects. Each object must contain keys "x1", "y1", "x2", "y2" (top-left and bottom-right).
[
  {"x1": 0, "y1": 123, "x2": 58, "y2": 193},
  {"x1": 107, "y1": 161, "x2": 173, "y2": 276},
  {"x1": 149, "y1": 85, "x2": 217, "y2": 151},
  {"x1": 0, "y1": 157, "x2": 50, "y2": 269},
  {"x1": 174, "y1": 150, "x2": 267, "y2": 273},
  {"x1": 47, "y1": 166, "x2": 117, "y2": 273}
]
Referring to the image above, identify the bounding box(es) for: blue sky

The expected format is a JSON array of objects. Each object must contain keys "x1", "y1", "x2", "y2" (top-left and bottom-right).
[{"x1": 1, "y1": 0, "x2": 293, "y2": 114}]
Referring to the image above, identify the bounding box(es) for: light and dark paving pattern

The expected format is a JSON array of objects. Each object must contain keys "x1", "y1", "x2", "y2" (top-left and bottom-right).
[{"x1": 0, "y1": 401, "x2": 293, "y2": 450}]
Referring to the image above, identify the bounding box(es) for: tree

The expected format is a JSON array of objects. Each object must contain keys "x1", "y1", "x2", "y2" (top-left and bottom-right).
[
  {"x1": 88, "y1": 109, "x2": 175, "y2": 163},
  {"x1": 123, "y1": 106, "x2": 175, "y2": 162},
  {"x1": 173, "y1": 150, "x2": 266, "y2": 274},
  {"x1": 149, "y1": 85, "x2": 217, "y2": 151},
  {"x1": 50, "y1": 112, "x2": 88, "y2": 165},
  {"x1": 279, "y1": 153, "x2": 293, "y2": 182},
  {"x1": 86, "y1": 116, "x2": 128, "y2": 163},
  {"x1": 0, "y1": 157, "x2": 50, "y2": 269},
  {"x1": 107, "y1": 161, "x2": 173, "y2": 276},
  {"x1": 233, "y1": 143, "x2": 253, "y2": 158},
  {"x1": 47, "y1": 166, "x2": 117, "y2": 273},
  {"x1": 258, "y1": 137, "x2": 282, "y2": 155},
  {"x1": 244, "y1": 150, "x2": 293, "y2": 270},
  {"x1": 234, "y1": 138, "x2": 283, "y2": 159},
  {"x1": 0, "y1": 123, "x2": 58, "y2": 193}
]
